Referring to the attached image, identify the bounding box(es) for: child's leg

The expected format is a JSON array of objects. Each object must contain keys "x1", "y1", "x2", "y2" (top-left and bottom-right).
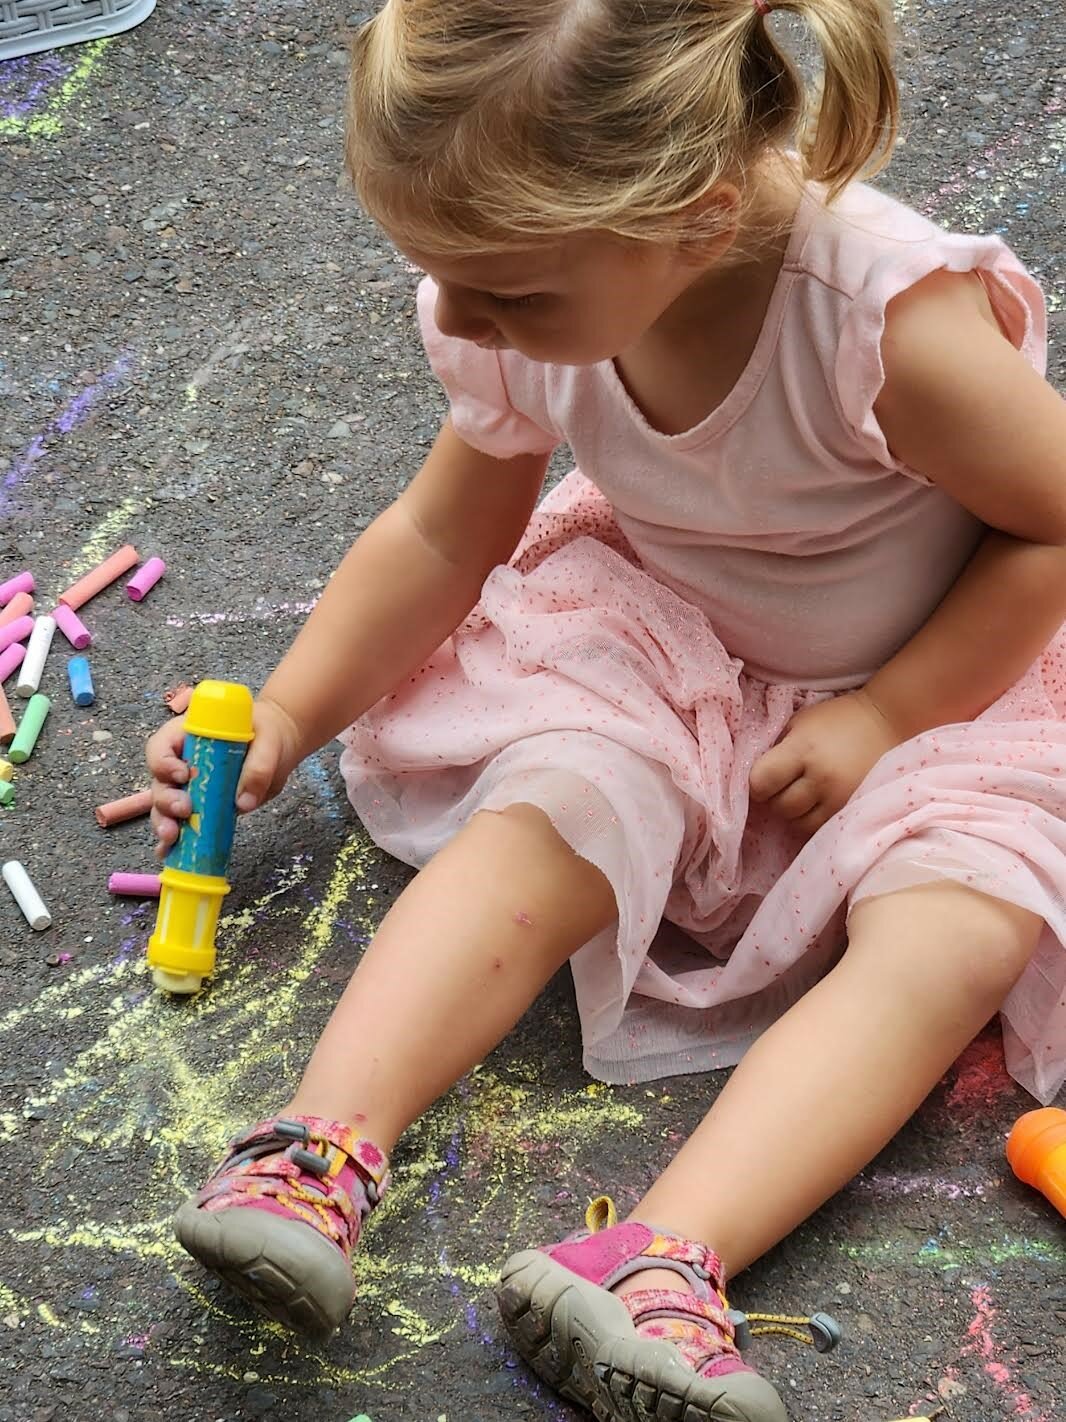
[
  {"x1": 497, "y1": 884, "x2": 1039, "y2": 1422},
  {"x1": 625, "y1": 882, "x2": 1040, "y2": 1286},
  {"x1": 288, "y1": 801, "x2": 618, "y2": 1153}
]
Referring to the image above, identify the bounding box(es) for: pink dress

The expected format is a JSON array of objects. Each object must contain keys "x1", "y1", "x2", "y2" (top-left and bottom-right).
[{"x1": 340, "y1": 182, "x2": 1066, "y2": 1104}]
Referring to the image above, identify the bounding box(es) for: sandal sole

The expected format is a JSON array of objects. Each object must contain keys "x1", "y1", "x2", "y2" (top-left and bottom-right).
[
  {"x1": 174, "y1": 1201, "x2": 355, "y2": 1334},
  {"x1": 497, "y1": 1251, "x2": 788, "y2": 1422}
]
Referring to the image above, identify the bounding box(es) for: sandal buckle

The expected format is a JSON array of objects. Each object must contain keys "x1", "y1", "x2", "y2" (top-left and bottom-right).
[{"x1": 291, "y1": 1147, "x2": 330, "y2": 1177}]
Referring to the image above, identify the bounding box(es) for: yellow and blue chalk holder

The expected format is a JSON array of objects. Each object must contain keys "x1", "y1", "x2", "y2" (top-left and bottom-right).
[{"x1": 147, "y1": 679, "x2": 254, "y2": 994}]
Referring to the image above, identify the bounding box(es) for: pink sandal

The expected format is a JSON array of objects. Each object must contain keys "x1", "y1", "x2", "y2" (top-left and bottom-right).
[
  {"x1": 174, "y1": 1114, "x2": 390, "y2": 1333},
  {"x1": 498, "y1": 1197, "x2": 839, "y2": 1422}
]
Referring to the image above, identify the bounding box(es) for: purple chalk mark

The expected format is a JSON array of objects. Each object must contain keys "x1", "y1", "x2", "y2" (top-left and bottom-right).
[
  {"x1": 1, "y1": 353, "x2": 134, "y2": 506},
  {"x1": 0, "y1": 51, "x2": 73, "y2": 122}
]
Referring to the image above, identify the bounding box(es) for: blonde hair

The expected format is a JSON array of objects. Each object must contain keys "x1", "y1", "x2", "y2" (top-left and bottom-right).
[{"x1": 346, "y1": 0, "x2": 899, "y2": 256}]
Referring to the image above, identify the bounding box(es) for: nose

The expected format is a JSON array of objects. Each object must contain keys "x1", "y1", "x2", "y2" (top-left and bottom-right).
[{"x1": 434, "y1": 286, "x2": 497, "y2": 345}]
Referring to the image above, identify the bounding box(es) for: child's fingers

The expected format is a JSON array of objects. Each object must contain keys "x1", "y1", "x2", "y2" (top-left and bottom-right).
[
  {"x1": 749, "y1": 740, "x2": 804, "y2": 803},
  {"x1": 236, "y1": 724, "x2": 283, "y2": 813},
  {"x1": 146, "y1": 719, "x2": 190, "y2": 784},
  {"x1": 768, "y1": 776, "x2": 820, "y2": 821},
  {"x1": 151, "y1": 805, "x2": 180, "y2": 858}
]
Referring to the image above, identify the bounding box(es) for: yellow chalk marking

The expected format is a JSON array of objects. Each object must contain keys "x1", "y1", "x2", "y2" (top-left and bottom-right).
[
  {"x1": 0, "y1": 41, "x2": 109, "y2": 139},
  {"x1": 60, "y1": 495, "x2": 141, "y2": 589}
]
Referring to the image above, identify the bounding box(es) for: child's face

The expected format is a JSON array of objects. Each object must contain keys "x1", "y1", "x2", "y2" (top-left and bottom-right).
[{"x1": 401, "y1": 231, "x2": 714, "y2": 366}]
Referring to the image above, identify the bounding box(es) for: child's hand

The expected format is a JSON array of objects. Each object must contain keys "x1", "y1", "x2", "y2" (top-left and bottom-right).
[
  {"x1": 749, "y1": 691, "x2": 903, "y2": 837},
  {"x1": 146, "y1": 696, "x2": 304, "y2": 859}
]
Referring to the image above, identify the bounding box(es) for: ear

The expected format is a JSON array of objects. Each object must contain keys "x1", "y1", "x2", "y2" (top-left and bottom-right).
[{"x1": 675, "y1": 183, "x2": 742, "y2": 261}]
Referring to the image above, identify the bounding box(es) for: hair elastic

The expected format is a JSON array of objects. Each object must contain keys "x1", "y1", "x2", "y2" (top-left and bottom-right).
[{"x1": 753, "y1": 0, "x2": 772, "y2": 14}]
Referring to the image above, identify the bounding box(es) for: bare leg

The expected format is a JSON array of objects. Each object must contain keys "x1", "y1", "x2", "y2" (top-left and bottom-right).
[
  {"x1": 287, "y1": 803, "x2": 618, "y2": 1152},
  {"x1": 620, "y1": 883, "x2": 1040, "y2": 1293}
]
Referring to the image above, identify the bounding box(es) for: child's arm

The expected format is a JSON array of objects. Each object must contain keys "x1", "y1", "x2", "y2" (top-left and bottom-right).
[
  {"x1": 752, "y1": 270, "x2": 1066, "y2": 833},
  {"x1": 148, "y1": 419, "x2": 548, "y2": 843}
]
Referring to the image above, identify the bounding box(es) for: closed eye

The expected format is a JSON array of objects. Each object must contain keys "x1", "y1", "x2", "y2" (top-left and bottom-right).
[{"x1": 490, "y1": 292, "x2": 542, "y2": 309}]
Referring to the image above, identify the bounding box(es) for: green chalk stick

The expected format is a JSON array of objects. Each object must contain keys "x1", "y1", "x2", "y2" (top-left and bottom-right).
[
  {"x1": 0, "y1": 781, "x2": 13, "y2": 807},
  {"x1": 9, "y1": 693, "x2": 50, "y2": 765}
]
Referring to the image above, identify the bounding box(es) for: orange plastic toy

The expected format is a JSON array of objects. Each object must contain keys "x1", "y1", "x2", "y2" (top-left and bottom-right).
[{"x1": 1006, "y1": 1107, "x2": 1066, "y2": 1219}]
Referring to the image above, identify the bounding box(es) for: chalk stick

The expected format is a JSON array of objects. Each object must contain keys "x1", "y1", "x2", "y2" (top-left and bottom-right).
[
  {"x1": 58, "y1": 544, "x2": 140, "y2": 611},
  {"x1": 108, "y1": 871, "x2": 161, "y2": 898},
  {"x1": 94, "y1": 788, "x2": 153, "y2": 828},
  {"x1": 0, "y1": 643, "x2": 25, "y2": 685},
  {"x1": 166, "y1": 683, "x2": 193, "y2": 715},
  {"x1": 15, "y1": 615, "x2": 56, "y2": 699},
  {"x1": 0, "y1": 760, "x2": 12, "y2": 782},
  {"x1": 0, "y1": 571, "x2": 33, "y2": 606},
  {"x1": 67, "y1": 656, "x2": 95, "y2": 707},
  {"x1": 53, "y1": 603, "x2": 92, "y2": 651},
  {"x1": 0, "y1": 782, "x2": 12, "y2": 808},
  {"x1": 127, "y1": 556, "x2": 166, "y2": 602},
  {"x1": 9, "y1": 693, "x2": 50, "y2": 764},
  {"x1": 1, "y1": 860, "x2": 51, "y2": 930},
  {"x1": 0, "y1": 592, "x2": 33, "y2": 629},
  {"x1": 0, "y1": 686, "x2": 13, "y2": 746},
  {"x1": 0, "y1": 616, "x2": 33, "y2": 655}
]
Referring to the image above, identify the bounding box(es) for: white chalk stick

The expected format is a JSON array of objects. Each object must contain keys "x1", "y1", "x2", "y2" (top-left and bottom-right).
[
  {"x1": 15, "y1": 615, "x2": 56, "y2": 699},
  {"x1": 2, "y1": 860, "x2": 52, "y2": 930}
]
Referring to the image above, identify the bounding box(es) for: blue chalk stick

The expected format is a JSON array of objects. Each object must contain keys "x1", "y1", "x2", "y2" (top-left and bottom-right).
[{"x1": 67, "y1": 655, "x2": 95, "y2": 707}]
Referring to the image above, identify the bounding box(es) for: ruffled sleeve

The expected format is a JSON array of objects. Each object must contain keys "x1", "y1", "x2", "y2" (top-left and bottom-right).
[
  {"x1": 416, "y1": 278, "x2": 561, "y2": 460},
  {"x1": 835, "y1": 234, "x2": 1048, "y2": 482}
]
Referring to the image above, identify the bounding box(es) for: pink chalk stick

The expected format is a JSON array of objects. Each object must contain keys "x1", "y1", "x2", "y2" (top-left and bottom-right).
[
  {"x1": 108, "y1": 872, "x2": 162, "y2": 898},
  {"x1": 126, "y1": 556, "x2": 166, "y2": 603},
  {"x1": 0, "y1": 592, "x2": 33, "y2": 629},
  {"x1": 0, "y1": 616, "x2": 33, "y2": 655},
  {"x1": 0, "y1": 643, "x2": 26, "y2": 684},
  {"x1": 0, "y1": 572, "x2": 34, "y2": 606},
  {"x1": 53, "y1": 603, "x2": 92, "y2": 651}
]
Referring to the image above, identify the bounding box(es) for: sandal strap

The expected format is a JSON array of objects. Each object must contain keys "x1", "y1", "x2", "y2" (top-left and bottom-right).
[{"x1": 194, "y1": 1115, "x2": 391, "y2": 1252}]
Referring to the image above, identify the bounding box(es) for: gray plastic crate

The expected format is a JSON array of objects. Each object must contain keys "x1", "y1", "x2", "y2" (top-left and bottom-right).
[{"x1": 0, "y1": 0, "x2": 156, "y2": 60}]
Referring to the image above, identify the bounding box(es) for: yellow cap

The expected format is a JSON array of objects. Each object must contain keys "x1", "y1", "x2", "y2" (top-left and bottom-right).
[{"x1": 183, "y1": 680, "x2": 255, "y2": 743}]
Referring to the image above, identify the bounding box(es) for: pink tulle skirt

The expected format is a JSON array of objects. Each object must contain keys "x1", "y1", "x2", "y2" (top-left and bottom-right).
[{"x1": 341, "y1": 473, "x2": 1066, "y2": 1103}]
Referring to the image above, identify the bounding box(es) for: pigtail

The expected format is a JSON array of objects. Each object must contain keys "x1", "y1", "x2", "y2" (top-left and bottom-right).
[{"x1": 751, "y1": 0, "x2": 899, "y2": 195}]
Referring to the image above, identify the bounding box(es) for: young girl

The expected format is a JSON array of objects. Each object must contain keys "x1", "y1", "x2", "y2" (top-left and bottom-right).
[{"x1": 147, "y1": 1, "x2": 1066, "y2": 1418}]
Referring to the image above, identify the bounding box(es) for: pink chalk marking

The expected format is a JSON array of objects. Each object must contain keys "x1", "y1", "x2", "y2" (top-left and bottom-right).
[
  {"x1": 936, "y1": 1286, "x2": 1050, "y2": 1421},
  {"x1": 0, "y1": 642, "x2": 26, "y2": 684},
  {"x1": 0, "y1": 571, "x2": 33, "y2": 605},
  {"x1": 0, "y1": 591, "x2": 33, "y2": 629},
  {"x1": 58, "y1": 543, "x2": 139, "y2": 611},
  {"x1": 52, "y1": 602, "x2": 92, "y2": 650},
  {"x1": 126, "y1": 556, "x2": 166, "y2": 603},
  {"x1": 108, "y1": 872, "x2": 162, "y2": 898},
  {"x1": 0, "y1": 615, "x2": 33, "y2": 655},
  {"x1": 945, "y1": 1029, "x2": 1014, "y2": 1112}
]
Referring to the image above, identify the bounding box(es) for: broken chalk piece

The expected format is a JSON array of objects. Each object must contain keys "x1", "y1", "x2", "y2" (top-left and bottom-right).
[
  {"x1": 2, "y1": 860, "x2": 51, "y2": 930},
  {"x1": 95, "y1": 788, "x2": 153, "y2": 828},
  {"x1": 165, "y1": 682, "x2": 193, "y2": 715},
  {"x1": 58, "y1": 544, "x2": 140, "y2": 612},
  {"x1": 16, "y1": 615, "x2": 56, "y2": 699},
  {"x1": 0, "y1": 571, "x2": 34, "y2": 606},
  {"x1": 0, "y1": 686, "x2": 13, "y2": 746},
  {"x1": 127, "y1": 556, "x2": 166, "y2": 602},
  {"x1": 9, "y1": 693, "x2": 50, "y2": 764},
  {"x1": 108, "y1": 872, "x2": 162, "y2": 898},
  {"x1": 53, "y1": 602, "x2": 92, "y2": 650},
  {"x1": 68, "y1": 656, "x2": 95, "y2": 707},
  {"x1": 0, "y1": 615, "x2": 34, "y2": 655},
  {"x1": 0, "y1": 643, "x2": 26, "y2": 685},
  {"x1": 0, "y1": 759, "x2": 12, "y2": 782},
  {"x1": 0, "y1": 782, "x2": 12, "y2": 807},
  {"x1": 0, "y1": 591, "x2": 33, "y2": 629}
]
